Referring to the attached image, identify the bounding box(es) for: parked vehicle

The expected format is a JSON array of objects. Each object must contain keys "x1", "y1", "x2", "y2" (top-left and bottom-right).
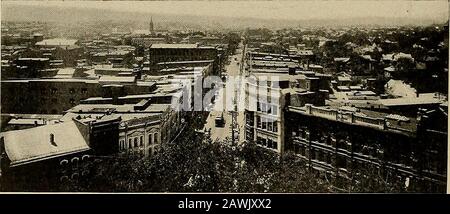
[{"x1": 215, "y1": 114, "x2": 225, "y2": 127}]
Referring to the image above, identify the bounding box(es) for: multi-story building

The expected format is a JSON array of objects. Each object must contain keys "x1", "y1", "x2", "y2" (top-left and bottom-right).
[
  {"x1": 285, "y1": 104, "x2": 447, "y2": 192},
  {"x1": 35, "y1": 38, "x2": 82, "y2": 66},
  {"x1": 0, "y1": 118, "x2": 96, "y2": 191},
  {"x1": 62, "y1": 100, "x2": 182, "y2": 158},
  {"x1": 0, "y1": 78, "x2": 157, "y2": 114},
  {"x1": 244, "y1": 66, "x2": 329, "y2": 153},
  {"x1": 147, "y1": 43, "x2": 219, "y2": 74}
]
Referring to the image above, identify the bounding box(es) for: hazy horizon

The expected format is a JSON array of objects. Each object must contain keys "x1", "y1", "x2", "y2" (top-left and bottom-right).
[{"x1": 1, "y1": 1, "x2": 449, "y2": 29}]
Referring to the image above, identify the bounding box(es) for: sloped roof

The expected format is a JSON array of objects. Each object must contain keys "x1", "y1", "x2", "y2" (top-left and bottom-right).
[{"x1": 1, "y1": 121, "x2": 90, "y2": 167}]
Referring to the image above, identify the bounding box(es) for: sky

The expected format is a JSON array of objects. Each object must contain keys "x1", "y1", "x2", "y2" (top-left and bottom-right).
[{"x1": 2, "y1": 0, "x2": 448, "y2": 21}]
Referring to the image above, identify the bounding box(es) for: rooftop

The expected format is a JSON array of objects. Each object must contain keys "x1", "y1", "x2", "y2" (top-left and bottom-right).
[
  {"x1": 288, "y1": 104, "x2": 417, "y2": 135},
  {"x1": 380, "y1": 93, "x2": 445, "y2": 106},
  {"x1": 0, "y1": 121, "x2": 90, "y2": 167},
  {"x1": 156, "y1": 60, "x2": 214, "y2": 65},
  {"x1": 150, "y1": 43, "x2": 198, "y2": 49},
  {"x1": 36, "y1": 38, "x2": 78, "y2": 47},
  {"x1": 98, "y1": 76, "x2": 136, "y2": 83}
]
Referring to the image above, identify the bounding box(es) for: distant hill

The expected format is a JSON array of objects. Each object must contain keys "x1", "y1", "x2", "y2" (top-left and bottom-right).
[{"x1": 1, "y1": 3, "x2": 447, "y2": 30}]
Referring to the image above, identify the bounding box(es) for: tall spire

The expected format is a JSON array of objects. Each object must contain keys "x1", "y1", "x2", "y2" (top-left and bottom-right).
[{"x1": 150, "y1": 16, "x2": 154, "y2": 34}]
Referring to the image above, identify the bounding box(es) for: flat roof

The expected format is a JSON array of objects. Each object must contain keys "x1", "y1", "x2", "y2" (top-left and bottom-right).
[
  {"x1": 288, "y1": 105, "x2": 417, "y2": 133},
  {"x1": 17, "y1": 57, "x2": 49, "y2": 61},
  {"x1": 380, "y1": 93, "x2": 445, "y2": 106},
  {"x1": 36, "y1": 38, "x2": 78, "y2": 46},
  {"x1": 150, "y1": 43, "x2": 198, "y2": 49},
  {"x1": 156, "y1": 60, "x2": 214, "y2": 65},
  {"x1": 1, "y1": 78, "x2": 99, "y2": 84},
  {"x1": 99, "y1": 76, "x2": 136, "y2": 83}
]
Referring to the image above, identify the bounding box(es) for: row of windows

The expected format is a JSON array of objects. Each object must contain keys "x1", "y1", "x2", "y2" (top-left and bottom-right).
[
  {"x1": 150, "y1": 49, "x2": 214, "y2": 56},
  {"x1": 245, "y1": 113, "x2": 254, "y2": 126},
  {"x1": 293, "y1": 144, "x2": 345, "y2": 168},
  {"x1": 256, "y1": 136, "x2": 278, "y2": 150},
  {"x1": 292, "y1": 128, "x2": 310, "y2": 140},
  {"x1": 256, "y1": 102, "x2": 278, "y2": 116},
  {"x1": 38, "y1": 97, "x2": 76, "y2": 104},
  {"x1": 38, "y1": 87, "x2": 88, "y2": 95},
  {"x1": 119, "y1": 133, "x2": 159, "y2": 151},
  {"x1": 151, "y1": 56, "x2": 213, "y2": 64},
  {"x1": 245, "y1": 128, "x2": 254, "y2": 141},
  {"x1": 256, "y1": 116, "x2": 278, "y2": 133},
  {"x1": 311, "y1": 149, "x2": 334, "y2": 166}
]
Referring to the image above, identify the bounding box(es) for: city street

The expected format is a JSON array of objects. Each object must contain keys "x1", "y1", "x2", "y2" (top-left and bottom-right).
[{"x1": 203, "y1": 41, "x2": 246, "y2": 144}]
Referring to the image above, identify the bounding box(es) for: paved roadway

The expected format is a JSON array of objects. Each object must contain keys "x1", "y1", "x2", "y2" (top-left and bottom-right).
[{"x1": 203, "y1": 41, "x2": 246, "y2": 144}]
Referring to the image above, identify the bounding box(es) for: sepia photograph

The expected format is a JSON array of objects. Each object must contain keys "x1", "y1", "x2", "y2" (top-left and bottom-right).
[{"x1": 0, "y1": 0, "x2": 448, "y2": 201}]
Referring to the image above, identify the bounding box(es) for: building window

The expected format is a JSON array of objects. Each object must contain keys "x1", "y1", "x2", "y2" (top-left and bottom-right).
[
  {"x1": 300, "y1": 146, "x2": 306, "y2": 156},
  {"x1": 272, "y1": 105, "x2": 278, "y2": 116},
  {"x1": 128, "y1": 139, "x2": 132, "y2": 148},
  {"x1": 134, "y1": 138, "x2": 138, "y2": 147},
  {"x1": 256, "y1": 116, "x2": 262, "y2": 128},
  {"x1": 261, "y1": 118, "x2": 267, "y2": 130},
  {"x1": 311, "y1": 149, "x2": 316, "y2": 160},
  {"x1": 318, "y1": 151, "x2": 324, "y2": 162},
  {"x1": 326, "y1": 153, "x2": 332, "y2": 164},
  {"x1": 267, "y1": 138, "x2": 274, "y2": 148},
  {"x1": 336, "y1": 157, "x2": 347, "y2": 169},
  {"x1": 154, "y1": 133, "x2": 159, "y2": 144},
  {"x1": 267, "y1": 121, "x2": 273, "y2": 132},
  {"x1": 149, "y1": 134, "x2": 153, "y2": 145},
  {"x1": 256, "y1": 136, "x2": 263, "y2": 145},
  {"x1": 261, "y1": 103, "x2": 267, "y2": 112},
  {"x1": 140, "y1": 136, "x2": 144, "y2": 146},
  {"x1": 266, "y1": 104, "x2": 272, "y2": 114},
  {"x1": 272, "y1": 121, "x2": 278, "y2": 132}
]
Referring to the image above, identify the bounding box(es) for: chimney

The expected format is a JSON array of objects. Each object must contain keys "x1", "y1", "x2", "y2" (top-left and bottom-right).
[
  {"x1": 305, "y1": 104, "x2": 312, "y2": 114},
  {"x1": 50, "y1": 133, "x2": 57, "y2": 147},
  {"x1": 288, "y1": 65, "x2": 296, "y2": 75}
]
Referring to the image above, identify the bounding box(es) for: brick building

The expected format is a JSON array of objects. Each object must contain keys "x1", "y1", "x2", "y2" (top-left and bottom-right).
[
  {"x1": 285, "y1": 104, "x2": 447, "y2": 192},
  {"x1": 1, "y1": 78, "x2": 157, "y2": 114},
  {"x1": 147, "y1": 43, "x2": 220, "y2": 74}
]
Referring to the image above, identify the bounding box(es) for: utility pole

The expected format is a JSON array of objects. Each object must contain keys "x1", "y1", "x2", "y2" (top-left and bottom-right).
[{"x1": 231, "y1": 97, "x2": 237, "y2": 146}]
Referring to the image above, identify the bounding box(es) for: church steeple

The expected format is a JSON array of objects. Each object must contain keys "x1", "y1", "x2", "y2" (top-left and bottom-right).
[{"x1": 150, "y1": 17, "x2": 154, "y2": 34}]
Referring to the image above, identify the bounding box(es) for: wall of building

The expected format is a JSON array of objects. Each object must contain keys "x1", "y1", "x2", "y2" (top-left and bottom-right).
[
  {"x1": 1, "y1": 80, "x2": 156, "y2": 114},
  {"x1": 284, "y1": 106, "x2": 447, "y2": 192}
]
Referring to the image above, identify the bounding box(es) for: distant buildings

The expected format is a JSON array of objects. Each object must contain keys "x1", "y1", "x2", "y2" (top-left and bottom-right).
[{"x1": 146, "y1": 43, "x2": 221, "y2": 74}]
